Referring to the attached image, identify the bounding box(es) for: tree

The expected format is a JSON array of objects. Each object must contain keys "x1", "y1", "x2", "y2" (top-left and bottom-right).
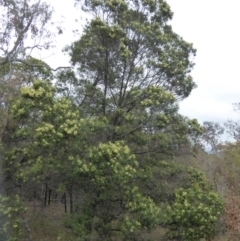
[
  {"x1": 0, "y1": 0, "x2": 58, "y2": 140},
  {"x1": 202, "y1": 121, "x2": 224, "y2": 153},
  {"x1": 71, "y1": 0, "x2": 196, "y2": 104},
  {"x1": 223, "y1": 103, "x2": 240, "y2": 141},
  {"x1": 5, "y1": 80, "x2": 162, "y2": 240},
  {"x1": 0, "y1": 58, "x2": 53, "y2": 140},
  {"x1": 225, "y1": 120, "x2": 240, "y2": 141},
  {"x1": 58, "y1": 0, "x2": 200, "y2": 156},
  {"x1": 56, "y1": 1, "x2": 214, "y2": 238},
  {"x1": 4, "y1": 78, "x2": 222, "y2": 241},
  {"x1": 0, "y1": 0, "x2": 55, "y2": 208},
  {"x1": 2, "y1": 0, "x2": 224, "y2": 240},
  {"x1": 0, "y1": 1, "x2": 75, "y2": 240},
  {"x1": 165, "y1": 167, "x2": 223, "y2": 241},
  {"x1": 0, "y1": 0, "x2": 53, "y2": 67},
  {"x1": 206, "y1": 142, "x2": 240, "y2": 240},
  {"x1": 62, "y1": 0, "x2": 225, "y2": 237}
]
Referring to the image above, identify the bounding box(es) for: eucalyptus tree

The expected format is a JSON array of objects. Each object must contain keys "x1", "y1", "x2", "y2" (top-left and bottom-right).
[
  {"x1": 1, "y1": 0, "x2": 224, "y2": 240},
  {"x1": 51, "y1": 0, "x2": 223, "y2": 240},
  {"x1": 0, "y1": 60, "x2": 55, "y2": 241},
  {"x1": 202, "y1": 121, "x2": 224, "y2": 153},
  {"x1": 58, "y1": 0, "x2": 203, "y2": 211},
  {"x1": 6, "y1": 80, "x2": 223, "y2": 241},
  {"x1": 0, "y1": 0, "x2": 54, "y2": 66},
  {"x1": 58, "y1": 0, "x2": 200, "y2": 156}
]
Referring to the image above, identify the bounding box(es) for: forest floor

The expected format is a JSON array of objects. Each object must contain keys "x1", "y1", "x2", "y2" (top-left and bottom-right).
[
  {"x1": 19, "y1": 201, "x2": 228, "y2": 241},
  {"x1": 21, "y1": 201, "x2": 76, "y2": 241},
  {"x1": 20, "y1": 200, "x2": 167, "y2": 241}
]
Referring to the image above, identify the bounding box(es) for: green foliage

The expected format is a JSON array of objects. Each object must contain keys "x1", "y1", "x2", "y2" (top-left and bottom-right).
[
  {"x1": 61, "y1": 141, "x2": 160, "y2": 240},
  {"x1": 6, "y1": 81, "x2": 162, "y2": 240},
  {"x1": 0, "y1": 57, "x2": 54, "y2": 142},
  {"x1": 56, "y1": 0, "x2": 202, "y2": 162},
  {"x1": 6, "y1": 80, "x2": 105, "y2": 182},
  {"x1": 63, "y1": 0, "x2": 197, "y2": 132},
  {"x1": 1, "y1": 0, "x2": 223, "y2": 240},
  {"x1": 165, "y1": 168, "x2": 223, "y2": 241},
  {"x1": 0, "y1": 195, "x2": 27, "y2": 241}
]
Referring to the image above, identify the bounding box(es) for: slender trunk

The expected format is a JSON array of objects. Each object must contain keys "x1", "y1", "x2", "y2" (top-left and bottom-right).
[
  {"x1": 48, "y1": 189, "x2": 51, "y2": 205},
  {"x1": 103, "y1": 46, "x2": 109, "y2": 116},
  {"x1": 44, "y1": 184, "x2": 47, "y2": 207},
  {"x1": 41, "y1": 184, "x2": 44, "y2": 211},
  {"x1": 64, "y1": 193, "x2": 67, "y2": 213},
  {"x1": 69, "y1": 186, "x2": 73, "y2": 214}
]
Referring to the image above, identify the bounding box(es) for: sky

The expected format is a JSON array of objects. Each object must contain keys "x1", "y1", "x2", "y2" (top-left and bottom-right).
[
  {"x1": 42, "y1": 0, "x2": 240, "y2": 127},
  {"x1": 167, "y1": 1, "x2": 240, "y2": 124}
]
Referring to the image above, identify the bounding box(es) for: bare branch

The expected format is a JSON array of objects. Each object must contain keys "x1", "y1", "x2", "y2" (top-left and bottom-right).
[
  {"x1": 7, "y1": 58, "x2": 73, "y2": 71},
  {"x1": 0, "y1": 0, "x2": 54, "y2": 66}
]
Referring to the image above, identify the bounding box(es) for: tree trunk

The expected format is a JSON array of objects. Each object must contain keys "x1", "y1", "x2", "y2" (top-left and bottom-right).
[
  {"x1": 61, "y1": 193, "x2": 67, "y2": 213},
  {"x1": 44, "y1": 184, "x2": 48, "y2": 207},
  {"x1": 48, "y1": 189, "x2": 51, "y2": 205},
  {"x1": 69, "y1": 186, "x2": 73, "y2": 214}
]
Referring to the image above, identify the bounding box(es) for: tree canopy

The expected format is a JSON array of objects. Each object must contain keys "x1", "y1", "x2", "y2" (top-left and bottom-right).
[{"x1": 0, "y1": 0, "x2": 224, "y2": 241}]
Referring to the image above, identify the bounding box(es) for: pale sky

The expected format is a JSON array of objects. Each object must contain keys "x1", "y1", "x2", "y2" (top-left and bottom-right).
[
  {"x1": 167, "y1": 1, "x2": 240, "y2": 124},
  {"x1": 42, "y1": 0, "x2": 240, "y2": 127}
]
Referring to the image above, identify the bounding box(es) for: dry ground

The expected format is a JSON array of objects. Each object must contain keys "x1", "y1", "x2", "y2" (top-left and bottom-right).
[
  {"x1": 19, "y1": 201, "x2": 228, "y2": 241},
  {"x1": 20, "y1": 200, "x2": 76, "y2": 241},
  {"x1": 19, "y1": 200, "x2": 167, "y2": 241}
]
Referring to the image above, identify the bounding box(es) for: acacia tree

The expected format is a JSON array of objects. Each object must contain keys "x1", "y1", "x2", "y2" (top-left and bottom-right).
[
  {"x1": 0, "y1": 62, "x2": 54, "y2": 241},
  {"x1": 0, "y1": 0, "x2": 56, "y2": 160},
  {"x1": 0, "y1": 2, "x2": 79, "y2": 241},
  {"x1": 0, "y1": 59, "x2": 53, "y2": 140},
  {"x1": 165, "y1": 167, "x2": 223, "y2": 241},
  {"x1": 0, "y1": 1, "x2": 56, "y2": 239},
  {"x1": 5, "y1": 80, "x2": 162, "y2": 240},
  {"x1": 5, "y1": 80, "x2": 222, "y2": 241}
]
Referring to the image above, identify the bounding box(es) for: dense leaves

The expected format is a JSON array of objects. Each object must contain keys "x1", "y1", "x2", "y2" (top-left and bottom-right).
[
  {"x1": 0, "y1": 195, "x2": 26, "y2": 241},
  {"x1": 3, "y1": 78, "x2": 223, "y2": 240},
  {"x1": 0, "y1": 0, "x2": 225, "y2": 240},
  {"x1": 165, "y1": 168, "x2": 223, "y2": 241}
]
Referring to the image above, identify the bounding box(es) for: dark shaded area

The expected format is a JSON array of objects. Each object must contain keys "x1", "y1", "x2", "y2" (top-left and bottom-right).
[{"x1": 0, "y1": 149, "x2": 7, "y2": 241}]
